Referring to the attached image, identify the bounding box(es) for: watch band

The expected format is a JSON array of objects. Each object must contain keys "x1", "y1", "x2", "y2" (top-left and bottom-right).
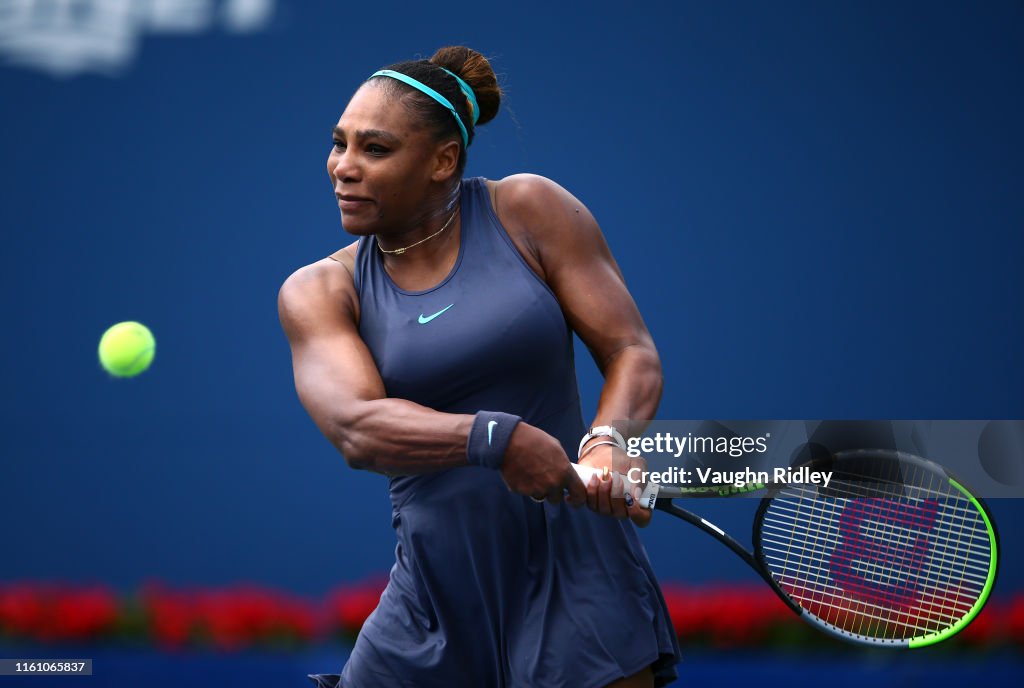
[
  {"x1": 578, "y1": 440, "x2": 620, "y2": 462},
  {"x1": 577, "y1": 425, "x2": 626, "y2": 458}
]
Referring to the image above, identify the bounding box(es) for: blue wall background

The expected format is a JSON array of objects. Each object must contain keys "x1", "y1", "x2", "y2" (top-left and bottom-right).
[{"x1": 1, "y1": 0, "x2": 1022, "y2": 616}]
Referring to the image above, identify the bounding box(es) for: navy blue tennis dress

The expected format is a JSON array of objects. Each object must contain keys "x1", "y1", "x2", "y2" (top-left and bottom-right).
[{"x1": 308, "y1": 177, "x2": 680, "y2": 688}]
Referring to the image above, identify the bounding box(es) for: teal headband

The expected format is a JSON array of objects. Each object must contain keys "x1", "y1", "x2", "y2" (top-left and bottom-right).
[
  {"x1": 369, "y1": 68, "x2": 478, "y2": 148},
  {"x1": 438, "y1": 68, "x2": 480, "y2": 127}
]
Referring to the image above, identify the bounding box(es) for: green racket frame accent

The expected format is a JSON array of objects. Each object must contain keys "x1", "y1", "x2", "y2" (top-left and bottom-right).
[
  {"x1": 908, "y1": 477, "x2": 999, "y2": 648},
  {"x1": 672, "y1": 482, "x2": 766, "y2": 498}
]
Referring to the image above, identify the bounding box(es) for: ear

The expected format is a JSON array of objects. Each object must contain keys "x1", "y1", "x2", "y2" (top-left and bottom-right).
[{"x1": 429, "y1": 139, "x2": 461, "y2": 183}]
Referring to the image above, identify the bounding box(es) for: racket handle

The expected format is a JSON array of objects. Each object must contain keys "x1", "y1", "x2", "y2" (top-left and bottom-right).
[
  {"x1": 571, "y1": 463, "x2": 660, "y2": 508},
  {"x1": 572, "y1": 462, "x2": 603, "y2": 483}
]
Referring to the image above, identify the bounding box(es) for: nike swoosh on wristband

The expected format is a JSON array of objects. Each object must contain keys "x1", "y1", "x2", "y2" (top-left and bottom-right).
[
  {"x1": 418, "y1": 304, "x2": 454, "y2": 324},
  {"x1": 487, "y1": 420, "x2": 498, "y2": 445}
]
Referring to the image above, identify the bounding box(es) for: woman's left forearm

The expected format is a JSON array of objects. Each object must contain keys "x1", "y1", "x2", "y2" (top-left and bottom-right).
[{"x1": 588, "y1": 339, "x2": 663, "y2": 440}]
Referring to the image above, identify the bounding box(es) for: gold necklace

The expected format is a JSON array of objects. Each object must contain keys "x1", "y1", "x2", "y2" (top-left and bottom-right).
[{"x1": 377, "y1": 207, "x2": 459, "y2": 256}]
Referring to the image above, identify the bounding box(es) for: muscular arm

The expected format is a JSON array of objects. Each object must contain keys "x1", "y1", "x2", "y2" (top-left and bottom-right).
[
  {"x1": 277, "y1": 258, "x2": 473, "y2": 474},
  {"x1": 495, "y1": 174, "x2": 663, "y2": 522},
  {"x1": 496, "y1": 174, "x2": 663, "y2": 437},
  {"x1": 277, "y1": 253, "x2": 585, "y2": 503}
]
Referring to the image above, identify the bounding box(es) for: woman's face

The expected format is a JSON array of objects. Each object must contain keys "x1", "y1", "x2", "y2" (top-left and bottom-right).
[{"x1": 328, "y1": 83, "x2": 453, "y2": 236}]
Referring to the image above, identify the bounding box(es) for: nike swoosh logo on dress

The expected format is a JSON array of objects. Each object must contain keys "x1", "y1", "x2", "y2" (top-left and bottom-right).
[{"x1": 418, "y1": 304, "x2": 455, "y2": 324}]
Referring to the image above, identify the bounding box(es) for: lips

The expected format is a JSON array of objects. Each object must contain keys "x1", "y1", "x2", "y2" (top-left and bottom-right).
[{"x1": 336, "y1": 193, "x2": 373, "y2": 212}]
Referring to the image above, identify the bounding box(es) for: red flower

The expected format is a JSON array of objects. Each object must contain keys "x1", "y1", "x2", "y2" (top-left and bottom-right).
[
  {"x1": 958, "y1": 604, "x2": 998, "y2": 644},
  {"x1": 325, "y1": 577, "x2": 387, "y2": 635},
  {"x1": 660, "y1": 584, "x2": 797, "y2": 646},
  {"x1": 1, "y1": 579, "x2": 1017, "y2": 651},
  {"x1": 138, "y1": 583, "x2": 321, "y2": 651},
  {"x1": 50, "y1": 587, "x2": 119, "y2": 640},
  {"x1": 0, "y1": 582, "x2": 118, "y2": 642},
  {"x1": 140, "y1": 584, "x2": 195, "y2": 649},
  {"x1": 0, "y1": 583, "x2": 48, "y2": 637}
]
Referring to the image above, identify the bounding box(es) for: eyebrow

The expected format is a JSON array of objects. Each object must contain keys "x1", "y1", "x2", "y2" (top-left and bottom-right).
[{"x1": 332, "y1": 126, "x2": 401, "y2": 145}]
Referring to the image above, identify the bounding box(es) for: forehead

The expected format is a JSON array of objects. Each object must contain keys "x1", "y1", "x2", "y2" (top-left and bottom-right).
[{"x1": 336, "y1": 83, "x2": 416, "y2": 136}]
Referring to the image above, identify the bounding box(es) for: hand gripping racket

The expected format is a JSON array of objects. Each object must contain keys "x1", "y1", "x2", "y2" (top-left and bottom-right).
[{"x1": 573, "y1": 448, "x2": 999, "y2": 648}]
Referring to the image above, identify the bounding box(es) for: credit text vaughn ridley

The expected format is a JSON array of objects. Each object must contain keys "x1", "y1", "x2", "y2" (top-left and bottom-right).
[{"x1": 627, "y1": 466, "x2": 833, "y2": 489}]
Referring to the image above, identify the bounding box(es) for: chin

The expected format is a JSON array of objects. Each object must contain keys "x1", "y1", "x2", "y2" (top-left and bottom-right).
[{"x1": 339, "y1": 214, "x2": 376, "y2": 237}]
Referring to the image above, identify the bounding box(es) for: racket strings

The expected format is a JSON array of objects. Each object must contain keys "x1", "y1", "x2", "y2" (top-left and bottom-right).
[
  {"x1": 768, "y1": 482, "x2": 991, "y2": 569},
  {"x1": 760, "y1": 527, "x2": 991, "y2": 590},
  {"x1": 869, "y1": 461, "x2": 979, "y2": 641},
  {"x1": 792, "y1": 496, "x2": 987, "y2": 633},
  {"x1": 762, "y1": 506, "x2": 992, "y2": 579},
  {"x1": 760, "y1": 515, "x2": 983, "y2": 624},
  {"x1": 764, "y1": 506, "x2": 990, "y2": 553},
  {"x1": 757, "y1": 460, "x2": 992, "y2": 642}
]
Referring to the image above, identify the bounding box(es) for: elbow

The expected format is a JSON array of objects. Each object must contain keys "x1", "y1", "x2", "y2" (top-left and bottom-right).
[
  {"x1": 612, "y1": 339, "x2": 663, "y2": 386},
  {"x1": 337, "y1": 439, "x2": 373, "y2": 471},
  {"x1": 644, "y1": 345, "x2": 664, "y2": 401},
  {"x1": 330, "y1": 425, "x2": 373, "y2": 471},
  {"x1": 627, "y1": 339, "x2": 663, "y2": 407},
  {"x1": 647, "y1": 343, "x2": 664, "y2": 389},
  {"x1": 325, "y1": 406, "x2": 378, "y2": 472}
]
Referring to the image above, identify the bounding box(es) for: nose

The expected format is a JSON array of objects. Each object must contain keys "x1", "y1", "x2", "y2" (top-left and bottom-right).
[{"x1": 328, "y1": 147, "x2": 361, "y2": 183}]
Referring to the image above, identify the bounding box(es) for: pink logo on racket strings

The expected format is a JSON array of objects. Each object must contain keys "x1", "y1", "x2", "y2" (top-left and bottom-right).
[{"x1": 828, "y1": 498, "x2": 939, "y2": 607}]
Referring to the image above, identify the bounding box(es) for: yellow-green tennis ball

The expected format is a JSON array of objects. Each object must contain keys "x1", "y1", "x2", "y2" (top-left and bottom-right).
[{"x1": 98, "y1": 321, "x2": 155, "y2": 378}]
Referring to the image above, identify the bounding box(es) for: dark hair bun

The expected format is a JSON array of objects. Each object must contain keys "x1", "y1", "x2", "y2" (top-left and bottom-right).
[{"x1": 429, "y1": 46, "x2": 501, "y2": 126}]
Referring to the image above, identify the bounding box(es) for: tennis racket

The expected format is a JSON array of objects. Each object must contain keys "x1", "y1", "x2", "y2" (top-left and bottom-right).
[{"x1": 573, "y1": 448, "x2": 999, "y2": 648}]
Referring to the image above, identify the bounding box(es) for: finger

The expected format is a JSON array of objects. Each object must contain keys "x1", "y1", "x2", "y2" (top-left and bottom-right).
[
  {"x1": 609, "y1": 473, "x2": 628, "y2": 519},
  {"x1": 546, "y1": 487, "x2": 564, "y2": 505},
  {"x1": 627, "y1": 458, "x2": 647, "y2": 498},
  {"x1": 628, "y1": 500, "x2": 653, "y2": 528},
  {"x1": 564, "y1": 465, "x2": 587, "y2": 507},
  {"x1": 597, "y1": 471, "x2": 613, "y2": 515},
  {"x1": 586, "y1": 474, "x2": 600, "y2": 511}
]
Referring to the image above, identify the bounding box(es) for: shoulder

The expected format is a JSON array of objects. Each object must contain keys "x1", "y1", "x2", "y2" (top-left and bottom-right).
[
  {"x1": 278, "y1": 241, "x2": 360, "y2": 337},
  {"x1": 326, "y1": 240, "x2": 359, "y2": 274},
  {"x1": 488, "y1": 174, "x2": 606, "y2": 271},
  {"x1": 489, "y1": 173, "x2": 588, "y2": 232}
]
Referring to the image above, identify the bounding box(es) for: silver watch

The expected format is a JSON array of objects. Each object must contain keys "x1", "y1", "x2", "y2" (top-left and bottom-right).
[{"x1": 578, "y1": 425, "x2": 626, "y2": 458}]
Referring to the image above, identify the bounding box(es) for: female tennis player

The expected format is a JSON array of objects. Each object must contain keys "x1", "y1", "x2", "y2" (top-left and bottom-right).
[{"x1": 279, "y1": 45, "x2": 680, "y2": 687}]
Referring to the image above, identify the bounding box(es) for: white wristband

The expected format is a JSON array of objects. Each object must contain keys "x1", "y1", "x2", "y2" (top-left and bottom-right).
[{"x1": 578, "y1": 425, "x2": 626, "y2": 459}]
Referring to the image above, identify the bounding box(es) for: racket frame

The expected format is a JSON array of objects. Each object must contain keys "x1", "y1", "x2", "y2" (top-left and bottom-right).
[
  {"x1": 747, "y1": 449, "x2": 999, "y2": 647},
  {"x1": 624, "y1": 448, "x2": 1001, "y2": 648}
]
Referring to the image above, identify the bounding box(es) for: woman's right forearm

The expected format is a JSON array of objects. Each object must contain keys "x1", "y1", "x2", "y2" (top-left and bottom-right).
[
  {"x1": 327, "y1": 398, "x2": 477, "y2": 475},
  {"x1": 326, "y1": 398, "x2": 582, "y2": 503}
]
